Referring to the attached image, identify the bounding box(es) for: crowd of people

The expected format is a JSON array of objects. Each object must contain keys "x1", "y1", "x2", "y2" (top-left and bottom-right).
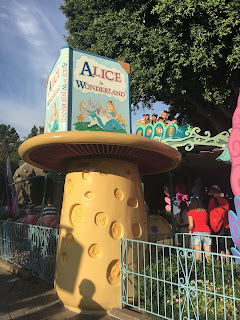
[
  {"x1": 137, "y1": 110, "x2": 178, "y2": 126},
  {"x1": 175, "y1": 185, "x2": 232, "y2": 262}
]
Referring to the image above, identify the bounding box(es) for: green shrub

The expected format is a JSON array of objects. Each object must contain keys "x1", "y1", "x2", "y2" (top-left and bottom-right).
[{"x1": 137, "y1": 253, "x2": 240, "y2": 320}]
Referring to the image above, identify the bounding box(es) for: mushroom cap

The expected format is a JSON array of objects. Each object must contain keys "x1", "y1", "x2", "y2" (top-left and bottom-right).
[{"x1": 19, "y1": 131, "x2": 181, "y2": 175}]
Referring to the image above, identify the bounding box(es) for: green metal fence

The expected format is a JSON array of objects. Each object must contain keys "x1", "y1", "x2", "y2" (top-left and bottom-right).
[
  {"x1": 148, "y1": 233, "x2": 237, "y2": 259},
  {"x1": 120, "y1": 238, "x2": 240, "y2": 320},
  {"x1": 0, "y1": 220, "x2": 58, "y2": 283}
]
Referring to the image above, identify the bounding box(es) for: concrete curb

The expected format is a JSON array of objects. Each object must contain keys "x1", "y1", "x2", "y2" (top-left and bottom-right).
[
  {"x1": 0, "y1": 258, "x2": 32, "y2": 280},
  {"x1": 110, "y1": 308, "x2": 150, "y2": 320}
]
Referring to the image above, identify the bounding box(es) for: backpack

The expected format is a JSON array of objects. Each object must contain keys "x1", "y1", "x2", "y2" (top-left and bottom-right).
[{"x1": 209, "y1": 197, "x2": 226, "y2": 233}]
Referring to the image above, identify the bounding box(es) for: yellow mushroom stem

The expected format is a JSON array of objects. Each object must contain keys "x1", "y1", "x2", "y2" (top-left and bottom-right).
[{"x1": 55, "y1": 157, "x2": 147, "y2": 313}]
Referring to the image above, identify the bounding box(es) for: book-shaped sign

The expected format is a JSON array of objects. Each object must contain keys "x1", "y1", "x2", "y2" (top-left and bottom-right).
[{"x1": 45, "y1": 46, "x2": 131, "y2": 134}]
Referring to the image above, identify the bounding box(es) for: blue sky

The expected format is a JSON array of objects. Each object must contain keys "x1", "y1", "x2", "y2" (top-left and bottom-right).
[{"x1": 0, "y1": 0, "x2": 166, "y2": 138}]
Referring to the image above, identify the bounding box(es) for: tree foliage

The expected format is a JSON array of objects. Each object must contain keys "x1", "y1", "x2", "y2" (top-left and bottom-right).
[
  {"x1": 0, "y1": 124, "x2": 21, "y2": 201},
  {"x1": 0, "y1": 124, "x2": 20, "y2": 160},
  {"x1": 0, "y1": 124, "x2": 41, "y2": 202},
  {"x1": 60, "y1": 0, "x2": 240, "y2": 132},
  {"x1": 23, "y1": 125, "x2": 39, "y2": 140}
]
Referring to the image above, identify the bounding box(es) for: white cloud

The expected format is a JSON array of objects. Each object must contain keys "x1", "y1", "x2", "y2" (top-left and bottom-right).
[
  {"x1": 14, "y1": 4, "x2": 40, "y2": 37},
  {"x1": 0, "y1": 1, "x2": 66, "y2": 139},
  {"x1": 6, "y1": 1, "x2": 64, "y2": 79}
]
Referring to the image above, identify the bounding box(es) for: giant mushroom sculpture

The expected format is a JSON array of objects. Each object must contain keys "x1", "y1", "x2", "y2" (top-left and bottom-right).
[{"x1": 19, "y1": 131, "x2": 181, "y2": 313}]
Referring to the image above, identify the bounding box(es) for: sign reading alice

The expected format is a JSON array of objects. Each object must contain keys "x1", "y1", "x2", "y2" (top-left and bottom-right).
[{"x1": 45, "y1": 46, "x2": 131, "y2": 134}]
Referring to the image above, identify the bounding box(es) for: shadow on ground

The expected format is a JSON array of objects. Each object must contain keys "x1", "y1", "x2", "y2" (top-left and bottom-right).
[{"x1": 0, "y1": 268, "x2": 116, "y2": 320}]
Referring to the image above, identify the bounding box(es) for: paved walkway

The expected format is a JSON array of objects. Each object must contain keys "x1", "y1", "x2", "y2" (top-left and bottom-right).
[{"x1": 0, "y1": 267, "x2": 118, "y2": 320}]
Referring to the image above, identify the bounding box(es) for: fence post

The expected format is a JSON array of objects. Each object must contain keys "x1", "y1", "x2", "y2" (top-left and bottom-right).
[
  {"x1": 27, "y1": 224, "x2": 33, "y2": 271},
  {"x1": 168, "y1": 171, "x2": 175, "y2": 246},
  {"x1": 6, "y1": 221, "x2": 10, "y2": 261},
  {"x1": 40, "y1": 173, "x2": 49, "y2": 227},
  {"x1": 120, "y1": 238, "x2": 123, "y2": 309}
]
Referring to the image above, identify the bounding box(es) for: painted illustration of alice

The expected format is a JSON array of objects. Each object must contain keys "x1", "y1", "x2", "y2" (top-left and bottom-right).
[
  {"x1": 78, "y1": 100, "x2": 126, "y2": 132},
  {"x1": 101, "y1": 101, "x2": 117, "y2": 119},
  {"x1": 46, "y1": 104, "x2": 59, "y2": 133}
]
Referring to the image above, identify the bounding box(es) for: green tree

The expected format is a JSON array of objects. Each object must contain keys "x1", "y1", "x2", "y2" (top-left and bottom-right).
[
  {"x1": 0, "y1": 124, "x2": 21, "y2": 202},
  {"x1": 23, "y1": 125, "x2": 39, "y2": 140},
  {"x1": 0, "y1": 124, "x2": 20, "y2": 160},
  {"x1": 60, "y1": 0, "x2": 240, "y2": 132}
]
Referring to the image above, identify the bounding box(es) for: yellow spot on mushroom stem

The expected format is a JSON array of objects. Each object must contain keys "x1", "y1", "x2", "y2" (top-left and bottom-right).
[
  {"x1": 85, "y1": 191, "x2": 95, "y2": 199},
  {"x1": 132, "y1": 223, "x2": 142, "y2": 238},
  {"x1": 114, "y1": 188, "x2": 124, "y2": 200},
  {"x1": 88, "y1": 244, "x2": 103, "y2": 259},
  {"x1": 127, "y1": 197, "x2": 138, "y2": 208},
  {"x1": 71, "y1": 204, "x2": 85, "y2": 226},
  {"x1": 110, "y1": 221, "x2": 123, "y2": 239},
  {"x1": 95, "y1": 212, "x2": 108, "y2": 226},
  {"x1": 82, "y1": 171, "x2": 90, "y2": 180},
  {"x1": 107, "y1": 260, "x2": 120, "y2": 285}
]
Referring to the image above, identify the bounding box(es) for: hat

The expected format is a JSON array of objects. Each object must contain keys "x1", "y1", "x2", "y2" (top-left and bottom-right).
[
  {"x1": 143, "y1": 113, "x2": 150, "y2": 116},
  {"x1": 152, "y1": 113, "x2": 158, "y2": 117}
]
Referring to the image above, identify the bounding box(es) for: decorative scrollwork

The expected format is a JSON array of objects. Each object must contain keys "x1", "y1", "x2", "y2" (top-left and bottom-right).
[
  {"x1": 153, "y1": 136, "x2": 161, "y2": 142},
  {"x1": 138, "y1": 122, "x2": 230, "y2": 151},
  {"x1": 179, "y1": 286, "x2": 186, "y2": 294},
  {"x1": 190, "y1": 280, "x2": 196, "y2": 287},
  {"x1": 187, "y1": 250, "x2": 195, "y2": 259},
  {"x1": 162, "y1": 127, "x2": 230, "y2": 151},
  {"x1": 0, "y1": 222, "x2": 58, "y2": 283},
  {"x1": 122, "y1": 264, "x2": 127, "y2": 271},
  {"x1": 179, "y1": 249, "x2": 187, "y2": 257},
  {"x1": 190, "y1": 289, "x2": 197, "y2": 297}
]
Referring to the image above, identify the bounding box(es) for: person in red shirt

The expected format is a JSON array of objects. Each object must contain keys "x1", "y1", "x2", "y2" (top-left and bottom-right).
[
  {"x1": 188, "y1": 198, "x2": 211, "y2": 261},
  {"x1": 207, "y1": 185, "x2": 231, "y2": 257}
]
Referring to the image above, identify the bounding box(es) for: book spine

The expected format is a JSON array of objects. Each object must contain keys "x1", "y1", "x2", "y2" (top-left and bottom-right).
[{"x1": 59, "y1": 47, "x2": 70, "y2": 131}]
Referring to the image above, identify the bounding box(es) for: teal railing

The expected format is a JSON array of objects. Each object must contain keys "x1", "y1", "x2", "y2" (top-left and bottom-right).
[
  {"x1": 120, "y1": 238, "x2": 240, "y2": 320},
  {"x1": 0, "y1": 221, "x2": 58, "y2": 283},
  {"x1": 148, "y1": 233, "x2": 237, "y2": 258}
]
